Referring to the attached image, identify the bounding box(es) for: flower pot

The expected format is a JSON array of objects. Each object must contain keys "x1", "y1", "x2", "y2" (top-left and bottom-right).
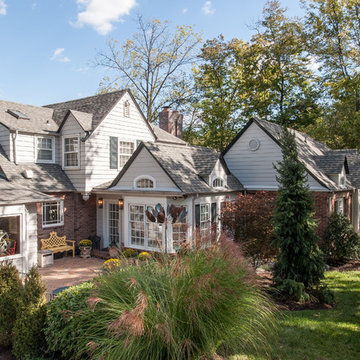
[{"x1": 80, "y1": 246, "x2": 92, "y2": 258}]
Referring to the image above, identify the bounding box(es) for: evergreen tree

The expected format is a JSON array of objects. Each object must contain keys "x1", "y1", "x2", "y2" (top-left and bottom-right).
[{"x1": 272, "y1": 127, "x2": 325, "y2": 300}]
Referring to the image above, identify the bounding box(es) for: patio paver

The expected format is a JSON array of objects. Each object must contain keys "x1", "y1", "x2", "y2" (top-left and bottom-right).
[{"x1": 39, "y1": 256, "x2": 105, "y2": 296}]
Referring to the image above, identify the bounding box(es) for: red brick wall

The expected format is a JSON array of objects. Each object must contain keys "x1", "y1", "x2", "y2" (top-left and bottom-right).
[{"x1": 37, "y1": 192, "x2": 96, "y2": 246}]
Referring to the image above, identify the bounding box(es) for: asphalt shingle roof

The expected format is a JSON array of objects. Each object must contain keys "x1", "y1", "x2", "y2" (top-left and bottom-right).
[
  {"x1": 150, "y1": 124, "x2": 187, "y2": 145},
  {"x1": 0, "y1": 145, "x2": 75, "y2": 193},
  {"x1": 45, "y1": 91, "x2": 126, "y2": 130},
  {"x1": 0, "y1": 100, "x2": 58, "y2": 134},
  {"x1": 109, "y1": 142, "x2": 243, "y2": 194}
]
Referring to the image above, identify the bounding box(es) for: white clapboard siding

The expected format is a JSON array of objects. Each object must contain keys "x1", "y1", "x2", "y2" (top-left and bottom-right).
[
  {"x1": 14, "y1": 133, "x2": 35, "y2": 163},
  {"x1": 0, "y1": 124, "x2": 11, "y2": 159},
  {"x1": 84, "y1": 93, "x2": 155, "y2": 192},
  {"x1": 60, "y1": 113, "x2": 86, "y2": 192},
  {"x1": 112, "y1": 147, "x2": 178, "y2": 191},
  {"x1": 224, "y1": 122, "x2": 325, "y2": 190}
]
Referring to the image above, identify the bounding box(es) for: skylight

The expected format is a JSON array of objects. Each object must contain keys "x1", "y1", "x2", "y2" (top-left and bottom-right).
[{"x1": 7, "y1": 109, "x2": 30, "y2": 119}]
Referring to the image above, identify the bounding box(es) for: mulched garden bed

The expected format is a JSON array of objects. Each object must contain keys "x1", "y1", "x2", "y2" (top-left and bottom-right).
[{"x1": 256, "y1": 268, "x2": 336, "y2": 311}]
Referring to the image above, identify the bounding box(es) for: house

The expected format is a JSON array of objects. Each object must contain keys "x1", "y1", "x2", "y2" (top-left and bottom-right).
[
  {"x1": 2, "y1": 89, "x2": 360, "y2": 274},
  {"x1": 222, "y1": 118, "x2": 360, "y2": 235},
  {"x1": 0, "y1": 90, "x2": 241, "y2": 272},
  {"x1": 94, "y1": 141, "x2": 242, "y2": 252}
]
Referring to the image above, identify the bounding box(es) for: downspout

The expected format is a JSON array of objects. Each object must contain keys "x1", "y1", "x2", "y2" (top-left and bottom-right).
[{"x1": 12, "y1": 130, "x2": 18, "y2": 164}]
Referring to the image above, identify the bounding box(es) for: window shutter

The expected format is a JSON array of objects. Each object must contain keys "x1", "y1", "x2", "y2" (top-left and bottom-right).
[
  {"x1": 110, "y1": 136, "x2": 118, "y2": 169},
  {"x1": 195, "y1": 204, "x2": 200, "y2": 227},
  {"x1": 211, "y1": 203, "x2": 217, "y2": 224}
]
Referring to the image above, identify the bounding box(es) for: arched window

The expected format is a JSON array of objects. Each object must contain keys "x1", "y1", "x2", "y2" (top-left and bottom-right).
[
  {"x1": 124, "y1": 100, "x2": 130, "y2": 117},
  {"x1": 212, "y1": 177, "x2": 224, "y2": 188},
  {"x1": 135, "y1": 176, "x2": 155, "y2": 189}
]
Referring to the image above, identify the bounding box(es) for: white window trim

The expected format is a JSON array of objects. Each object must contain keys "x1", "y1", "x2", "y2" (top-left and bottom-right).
[
  {"x1": 128, "y1": 203, "x2": 165, "y2": 251},
  {"x1": 62, "y1": 135, "x2": 80, "y2": 170},
  {"x1": 36, "y1": 136, "x2": 55, "y2": 164},
  {"x1": 118, "y1": 140, "x2": 135, "y2": 169},
  {"x1": 133, "y1": 175, "x2": 156, "y2": 189},
  {"x1": 212, "y1": 177, "x2": 225, "y2": 189},
  {"x1": 42, "y1": 201, "x2": 64, "y2": 228},
  {"x1": 0, "y1": 213, "x2": 22, "y2": 259}
]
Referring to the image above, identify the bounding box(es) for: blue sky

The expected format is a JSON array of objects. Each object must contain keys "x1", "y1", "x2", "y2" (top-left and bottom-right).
[{"x1": 0, "y1": 0, "x2": 303, "y2": 106}]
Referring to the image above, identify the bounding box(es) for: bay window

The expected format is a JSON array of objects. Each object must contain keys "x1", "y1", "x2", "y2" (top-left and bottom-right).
[{"x1": 0, "y1": 216, "x2": 20, "y2": 257}]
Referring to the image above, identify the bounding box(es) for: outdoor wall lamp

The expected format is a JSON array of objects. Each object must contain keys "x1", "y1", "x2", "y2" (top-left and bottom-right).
[
  {"x1": 118, "y1": 198, "x2": 124, "y2": 210},
  {"x1": 97, "y1": 198, "x2": 103, "y2": 209}
]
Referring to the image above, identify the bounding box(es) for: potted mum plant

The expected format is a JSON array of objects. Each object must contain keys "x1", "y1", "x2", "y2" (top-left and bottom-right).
[{"x1": 79, "y1": 239, "x2": 92, "y2": 258}]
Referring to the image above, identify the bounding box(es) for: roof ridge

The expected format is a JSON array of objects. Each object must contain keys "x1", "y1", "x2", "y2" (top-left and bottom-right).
[{"x1": 44, "y1": 90, "x2": 126, "y2": 107}]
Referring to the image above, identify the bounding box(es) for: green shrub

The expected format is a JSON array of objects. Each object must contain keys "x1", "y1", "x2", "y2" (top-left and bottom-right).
[
  {"x1": 322, "y1": 213, "x2": 360, "y2": 264},
  {"x1": 44, "y1": 282, "x2": 95, "y2": 359},
  {"x1": 12, "y1": 266, "x2": 47, "y2": 359},
  {"x1": 74, "y1": 237, "x2": 277, "y2": 360},
  {"x1": 0, "y1": 262, "x2": 23, "y2": 347},
  {"x1": 122, "y1": 248, "x2": 138, "y2": 258},
  {"x1": 12, "y1": 304, "x2": 47, "y2": 360},
  {"x1": 276, "y1": 279, "x2": 310, "y2": 303}
]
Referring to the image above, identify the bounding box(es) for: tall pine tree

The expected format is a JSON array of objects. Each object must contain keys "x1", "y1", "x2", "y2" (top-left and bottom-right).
[{"x1": 273, "y1": 127, "x2": 325, "y2": 300}]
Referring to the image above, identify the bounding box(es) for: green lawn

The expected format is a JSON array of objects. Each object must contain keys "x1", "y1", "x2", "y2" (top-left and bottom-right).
[{"x1": 233, "y1": 270, "x2": 360, "y2": 360}]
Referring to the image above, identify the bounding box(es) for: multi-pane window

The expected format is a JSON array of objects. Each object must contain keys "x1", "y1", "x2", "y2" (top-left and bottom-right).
[
  {"x1": 212, "y1": 178, "x2": 224, "y2": 188},
  {"x1": 148, "y1": 222, "x2": 162, "y2": 248},
  {"x1": 129, "y1": 204, "x2": 163, "y2": 248},
  {"x1": 200, "y1": 204, "x2": 210, "y2": 239},
  {"x1": 42, "y1": 201, "x2": 64, "y2": 227},
  {"x1": 37, "y1": 137, "x2": 54, "y2": 162},
  {"x1": 124, "y1": 100, "x2": 130, "y2": 117},
  {"x1": 172, "y1": 207, "x2": 188, "y2": 250},
  {"x1": 0, "y1": 216, "x2": 20, "y2": 257},
  {"x1": 136, "y1": 178, "x2": 154, "y2": 189},
  {"x1": 109, "y1": 203, "x2": 119, "y2": 244},
  {"x1": 129, "y1": 205, "x2": 145, "y2": 246},
  {"x1": 119, "y1": 141, "x2": 134, "y2": 167},
  {"x1": 64, "y1": 137, "x2": 79, "y2": 168}
]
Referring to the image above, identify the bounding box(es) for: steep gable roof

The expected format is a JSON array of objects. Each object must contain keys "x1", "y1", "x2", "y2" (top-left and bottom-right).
[
  {"x1": 108, "y1": 142, "x2": 243, "y2": 194},
  {"x1": 45, "y1": 90, "x2": 126, "y2": 130},
  {"x1": 0, "y1": 100, "x2": 58, "y2": 134},
  {"x1": 223, "y1": 118, "x2": 354, "y2": 191}
]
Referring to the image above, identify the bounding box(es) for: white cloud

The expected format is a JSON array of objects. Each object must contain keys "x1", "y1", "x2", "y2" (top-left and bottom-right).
[
  {"x1": 0, "y1": 1, "x2": 7, "y2": 16},
  {"x1": 182, "y1": 8, "x2": 188, "y2": 14},
  {"x1": 201, "y1": 1, "x2": 215, "y2": 16},
  {"x1": 51, "y1": 48, "x2": 71, "y2": 63},
  {"x1": 73, "y1": 0, "x2": 137, "y2": 35}
]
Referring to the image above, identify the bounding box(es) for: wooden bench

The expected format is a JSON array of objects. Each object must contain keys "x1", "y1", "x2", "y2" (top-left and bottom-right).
[{"x1": 40, "y1": 232, "x2": 75, "y2": 257}]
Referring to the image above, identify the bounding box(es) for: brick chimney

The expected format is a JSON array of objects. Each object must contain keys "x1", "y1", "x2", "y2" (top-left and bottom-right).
[{"x1": 159, "y1": 107, "x2": 183, "y2": 139}]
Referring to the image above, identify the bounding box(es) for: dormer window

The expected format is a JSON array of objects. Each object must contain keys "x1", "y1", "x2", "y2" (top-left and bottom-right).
[
  {"x1": 124, "y1": 100, "x2": 130, "y2": 117},
  {"x1": 212, "y1": 177, "x2": 224, "y2": 188},
  {"x1": 135, "y1": 176, "x2": 155, "y2": 189}
]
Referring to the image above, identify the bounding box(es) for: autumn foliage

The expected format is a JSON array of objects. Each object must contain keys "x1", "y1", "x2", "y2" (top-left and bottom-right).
[{"x1": 221, "y1": 192, "x2": 278, "y2": 266}]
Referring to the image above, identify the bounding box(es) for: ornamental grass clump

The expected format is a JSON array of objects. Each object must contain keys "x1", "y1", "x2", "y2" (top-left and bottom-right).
[{"x1": 74, "y1": 236, "x2": 277, "y2": 360}]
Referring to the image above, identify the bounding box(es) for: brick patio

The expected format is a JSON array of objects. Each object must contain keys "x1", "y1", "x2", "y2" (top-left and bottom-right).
[{"x1": 39, "y1": 256, "x2": 105, "y2": 298}]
